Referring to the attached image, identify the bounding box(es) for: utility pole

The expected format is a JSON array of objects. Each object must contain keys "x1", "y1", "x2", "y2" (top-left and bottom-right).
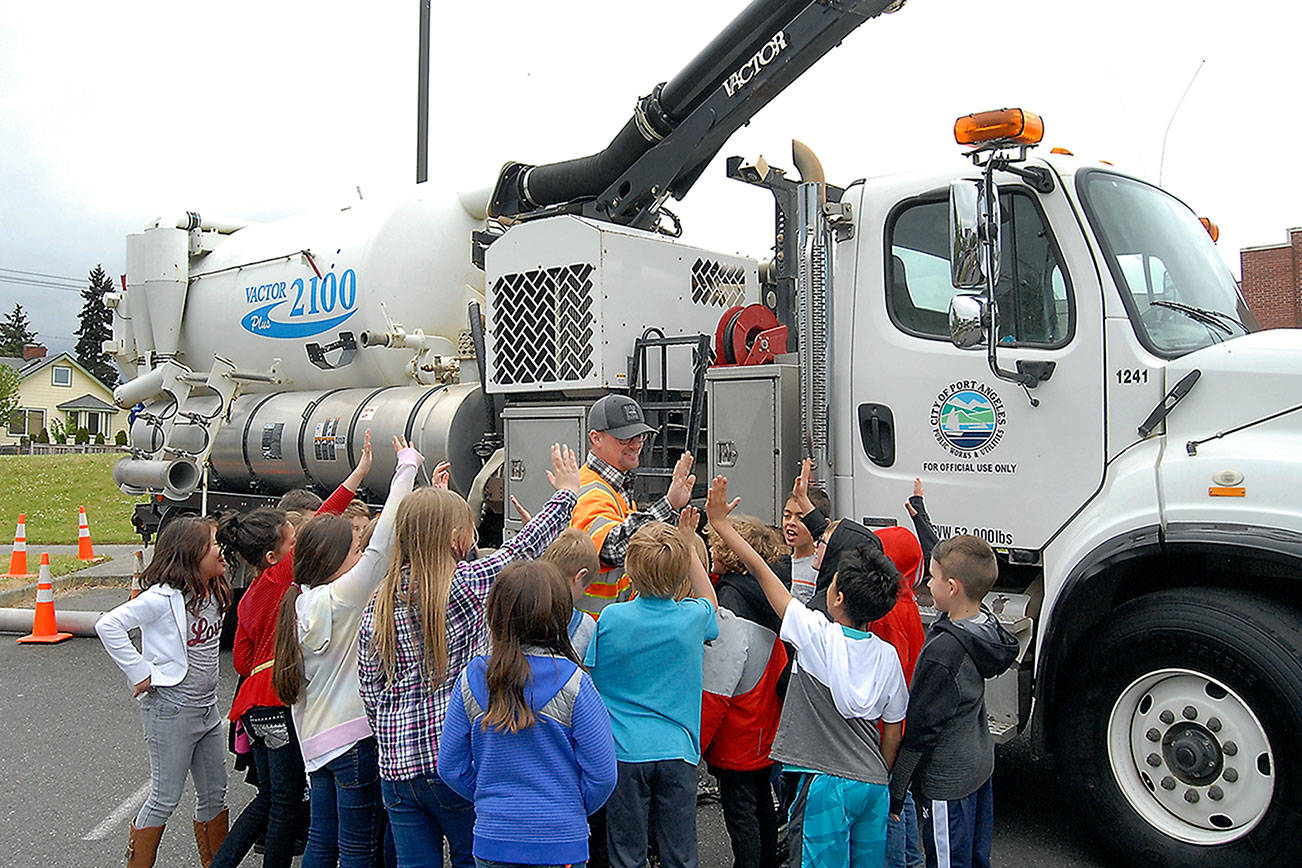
[{"x1": 417, "y1": 0, "x2": 431, "y2": 183}]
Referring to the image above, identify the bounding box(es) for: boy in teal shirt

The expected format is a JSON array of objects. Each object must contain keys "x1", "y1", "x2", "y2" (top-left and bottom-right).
[{"x1": 585, "y1": 515, "x2": 719, "y2": 868}]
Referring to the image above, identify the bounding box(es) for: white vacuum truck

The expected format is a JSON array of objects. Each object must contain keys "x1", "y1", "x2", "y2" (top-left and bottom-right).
[{"x1": 107, "y1": 1, "x2": 1302, "y2": 865}]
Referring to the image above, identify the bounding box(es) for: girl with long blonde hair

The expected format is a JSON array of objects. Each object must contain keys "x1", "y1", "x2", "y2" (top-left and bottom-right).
[{"x1": 358, "y1": 443, "x2": 581, "y2": 868}]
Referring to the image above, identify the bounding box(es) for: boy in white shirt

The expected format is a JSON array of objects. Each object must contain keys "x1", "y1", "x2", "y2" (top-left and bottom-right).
[{"x1": 706, "y1": 476, "x2": 907, "y2": 868}]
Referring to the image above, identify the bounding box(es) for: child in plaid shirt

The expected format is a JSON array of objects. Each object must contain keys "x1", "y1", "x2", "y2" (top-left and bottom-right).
[{"x1": 358, "y1": 444, "x2": 580, "y2": 868}]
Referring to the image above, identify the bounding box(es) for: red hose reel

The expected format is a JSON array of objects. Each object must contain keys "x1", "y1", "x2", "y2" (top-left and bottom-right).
[{"x1": 713, "y1": 304, "x2": 789, "y2": 366}]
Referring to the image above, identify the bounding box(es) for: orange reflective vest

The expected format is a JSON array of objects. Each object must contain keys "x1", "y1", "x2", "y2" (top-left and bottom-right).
[{"x1": 571, "y1": 465, "x2": 635, "y2": 616}]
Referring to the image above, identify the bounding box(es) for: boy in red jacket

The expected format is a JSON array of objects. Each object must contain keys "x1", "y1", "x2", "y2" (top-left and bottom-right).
[{"x1": 703, "y1": 514, "x2": 791, "y2": 868}]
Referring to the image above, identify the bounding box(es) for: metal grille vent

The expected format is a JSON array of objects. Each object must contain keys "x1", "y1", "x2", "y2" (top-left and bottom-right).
[
  {"x1": 491, "y1": 263, "x2": 596, "y2": 385},
  {"x1": 456, "y1": 329, "x2": 476, "y2": 359},
  {"x1": 691, "y1": 258, "x2": 746, "y2": 307}
]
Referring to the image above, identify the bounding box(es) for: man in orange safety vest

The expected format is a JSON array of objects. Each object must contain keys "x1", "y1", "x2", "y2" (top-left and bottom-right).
[{"x1": 571, "y1": 394, "x2": 696, "y2": 616}]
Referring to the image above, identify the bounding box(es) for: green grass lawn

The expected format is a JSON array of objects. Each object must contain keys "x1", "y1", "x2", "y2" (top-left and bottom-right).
[{"x1": 0, "y1": 453, "x2": 145, "y2": 544}]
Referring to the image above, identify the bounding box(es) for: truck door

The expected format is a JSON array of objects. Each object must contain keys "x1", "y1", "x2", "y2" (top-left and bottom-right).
[{"x1": 847, "y1": 180, "x2": 1104, "y2": 552}]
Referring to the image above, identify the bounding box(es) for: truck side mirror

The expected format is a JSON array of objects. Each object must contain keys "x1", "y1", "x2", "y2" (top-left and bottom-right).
[
  {"x1": 949, "y1": 179, "x2": 1000, "y2": 289},
  {"x1": 948, "y1": 294, "x2": 987, "y2": 349}
]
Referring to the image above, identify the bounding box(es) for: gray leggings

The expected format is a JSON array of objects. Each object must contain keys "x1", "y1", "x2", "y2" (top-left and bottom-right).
[{"x1": 134, "y1": 694, "x2": 228, "y2": 828}]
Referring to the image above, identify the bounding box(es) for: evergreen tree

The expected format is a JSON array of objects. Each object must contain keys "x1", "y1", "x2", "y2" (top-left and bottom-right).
[
  {"x1": 0, "y1": 304, "x2": 38, "y2": 356},
  {"x1": 0, "y1": 364, "x2": 19, "y2": 422},
  {"x1": 74, "y1": 264, "x2": 119, "y2": 387}
]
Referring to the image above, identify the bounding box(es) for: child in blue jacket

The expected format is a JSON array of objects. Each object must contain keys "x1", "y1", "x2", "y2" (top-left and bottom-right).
[{"x1": 439, "y1": 559, "x2": 617, "y2": 867}]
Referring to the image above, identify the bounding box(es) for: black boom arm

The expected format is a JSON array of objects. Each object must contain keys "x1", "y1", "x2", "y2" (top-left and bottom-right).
[{"x1": 489, "y1": 0, "x2": 906, "y2": 231}]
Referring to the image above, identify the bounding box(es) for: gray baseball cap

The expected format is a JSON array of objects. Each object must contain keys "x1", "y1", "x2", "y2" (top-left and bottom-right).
[{"x1": 588, "y1": 395, "x2": 656, "y2": 439}]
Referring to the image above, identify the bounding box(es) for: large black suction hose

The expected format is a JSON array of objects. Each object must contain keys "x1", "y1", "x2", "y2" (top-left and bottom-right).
[{"x1": 502, "y1": 0, "x2": 807, "y2": 212}]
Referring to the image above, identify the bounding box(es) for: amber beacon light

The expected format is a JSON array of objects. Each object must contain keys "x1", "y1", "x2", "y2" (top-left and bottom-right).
[{"x1": 955, "y1": 109, "x2": 1045, "y2": 146}]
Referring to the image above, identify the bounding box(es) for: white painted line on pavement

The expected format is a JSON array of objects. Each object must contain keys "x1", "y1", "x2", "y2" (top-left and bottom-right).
[{"x1": 83, "y1": 780, "x2": 150, "y2": 840}]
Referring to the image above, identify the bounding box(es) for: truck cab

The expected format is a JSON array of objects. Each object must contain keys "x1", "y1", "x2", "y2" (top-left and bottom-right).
[{"x1": 836, "y1": 143, "x2": 1299, "y2": 862}]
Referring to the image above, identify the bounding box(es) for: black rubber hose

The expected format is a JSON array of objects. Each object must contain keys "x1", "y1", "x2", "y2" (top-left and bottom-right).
[{"x1": 521, "y1": 117, "x2": 651, "y2": 207}]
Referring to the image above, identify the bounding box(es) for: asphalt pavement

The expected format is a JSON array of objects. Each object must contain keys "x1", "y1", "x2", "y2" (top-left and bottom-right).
[{"x1": 0, "y1": 586, "x2": 1110, "y2": 867}]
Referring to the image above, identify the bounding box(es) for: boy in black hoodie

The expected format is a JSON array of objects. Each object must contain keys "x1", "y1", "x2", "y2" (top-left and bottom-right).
[{"x1": 888, "y1": 535, "x2": 1018, "y2": 868}]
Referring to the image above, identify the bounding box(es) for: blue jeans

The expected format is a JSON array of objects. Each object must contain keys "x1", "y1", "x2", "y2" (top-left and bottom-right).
[
  {"x1": 381, "y1": 772, "x2": 475, "y2": 868},
  {"x1": 211, "y1": 708, "x2": 305, "y2": 868},
  {"x1": 885, "y1": 792, "x2": 924, "y2": 868},
  {"x1": 476, "y1": 861, "x2": 586, "y2": 868},
  {"x1": 303, "y1": 737, "x2": 386, "y2": 868}
]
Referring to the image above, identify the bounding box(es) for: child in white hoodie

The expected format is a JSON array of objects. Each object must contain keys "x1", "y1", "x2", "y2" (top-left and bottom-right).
[
  {"x1": 270, "y1": 436, "x2": 442, "y2": 867},
  {"x1": 96, "y1": 516, "x2": 233, "y2": 868}
]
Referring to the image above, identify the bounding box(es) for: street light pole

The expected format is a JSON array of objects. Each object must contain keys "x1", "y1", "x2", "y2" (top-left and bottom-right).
[{"x1": 417, "y1": 0, "x2": 430, "y2": 184}]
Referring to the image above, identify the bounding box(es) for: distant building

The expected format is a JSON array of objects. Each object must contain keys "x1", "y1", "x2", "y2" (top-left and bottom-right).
[
  {"x1": 1, "y1": 345, "x2": 125, "y2": 446},
  {"x1": 1241, "y1": 229, "x2": 1302, "y2": 329}
]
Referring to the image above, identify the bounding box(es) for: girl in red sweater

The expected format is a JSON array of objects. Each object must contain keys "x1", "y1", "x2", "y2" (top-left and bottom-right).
[{"x1": 210, "y1": 433, "x2": 374, "y2": 868}]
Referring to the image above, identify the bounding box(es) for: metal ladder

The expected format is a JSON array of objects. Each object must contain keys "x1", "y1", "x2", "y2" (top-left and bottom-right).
[{"x1": 627, "y1": 328, "x2": 711, "y2": 504}]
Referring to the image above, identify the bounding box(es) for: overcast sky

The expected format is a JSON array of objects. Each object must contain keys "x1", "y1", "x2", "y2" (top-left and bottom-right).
[{"x1": 2, "y1": 0, "x2": 1298, "y2": 356}]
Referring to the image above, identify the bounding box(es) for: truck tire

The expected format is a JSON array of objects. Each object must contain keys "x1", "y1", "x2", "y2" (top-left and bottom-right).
[{"x1": 1054, "y1": 588, "x2": 1302, "y2": 868}]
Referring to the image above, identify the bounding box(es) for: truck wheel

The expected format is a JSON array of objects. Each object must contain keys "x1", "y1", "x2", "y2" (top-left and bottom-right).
[{"x1": 1055, "y1": 588, "x2": 1302, "y2": 868}]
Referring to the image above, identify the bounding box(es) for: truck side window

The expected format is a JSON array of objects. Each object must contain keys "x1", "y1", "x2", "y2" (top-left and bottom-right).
[{"x1": 887, "y1": 192, "x2": 1073, "y2": 347}]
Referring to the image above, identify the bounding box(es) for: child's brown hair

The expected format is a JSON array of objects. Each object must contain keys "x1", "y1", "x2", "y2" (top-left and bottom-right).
[
  {"x1": 932, "y1": 534, "x2": 999, "y2": 601},
  {"x1": 542, "y1": 528, "x2": 601, "y2": 586},
  {"x1": 483, "y1": 560, "x2": 580, "y2": 733},
  {"x1": 272, "y1": 514, "x2": 354, "y2": 704},
  {"x1": 342, "y1": 498, "x2": 371, "y2": 522},
  {"x1": 708, "y1": 513, "x2": 784, "y2": 574},
  {"x1": 625, "y1": 523, "x2": 691, "y2": 600}
]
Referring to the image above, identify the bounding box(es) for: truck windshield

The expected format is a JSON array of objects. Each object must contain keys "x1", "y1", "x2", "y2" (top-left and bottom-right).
[{"x1": 1077, "y1": 170, "x2": 1256, "y2": 356}]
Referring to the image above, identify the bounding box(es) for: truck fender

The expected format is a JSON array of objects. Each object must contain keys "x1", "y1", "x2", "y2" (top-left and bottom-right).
[{"x1": 1037, "y1": 522, "x2": 1302, "y2": 747}]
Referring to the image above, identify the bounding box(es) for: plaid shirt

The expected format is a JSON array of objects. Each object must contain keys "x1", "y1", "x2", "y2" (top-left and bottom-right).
[
  {"x1": 357, "y1": 488, "x2": 576, "y2": 781},
  {"x1": 585, "y1": 455, "x2": 677, "y2": 567}
]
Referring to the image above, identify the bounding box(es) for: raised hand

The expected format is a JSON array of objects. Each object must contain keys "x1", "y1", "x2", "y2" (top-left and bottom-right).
[
  {"x1": 392, "y1": 434, "x2": 425, "y2": 469},
  {"x1": 510, "y1": 495, "x2": 532, "y2": 525},
  {"x1": 791, "y1": 458, "x2": 815, "y2": 514},
  {"x1": 906, "y1": 476, "x2": 923, "y2": 516},
  {"x1": 344, "y1": 429, "x2": 376, "y2": 491},
  {"x1": 431, "y1": 461, "x2": 451, "y2": 490},
  {"x1": 705, "y1": 475, "x2": 740, "y2": 526},
  {"x1": 546, "y1": 443, "x2": 581, "y2": 494},
  {"x1": 666, "y1": 451, "x2": 696, "y2": 509},
  {"x1": 357, "y1": 430, "x2": 374, "y2": 476},
  {"x1": 678, "y1": 504, "x2": 700, "y2": 537}
]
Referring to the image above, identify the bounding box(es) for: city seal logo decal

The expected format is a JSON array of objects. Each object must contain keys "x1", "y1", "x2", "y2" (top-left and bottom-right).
[{"x1": 930, "y1": 380, "x2": 1006, "y2": 459}]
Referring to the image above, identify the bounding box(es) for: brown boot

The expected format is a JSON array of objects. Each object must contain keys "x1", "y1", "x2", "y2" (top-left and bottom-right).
[
  {"x1": 124, "y1": 824, "x2": 164, "y2": 868},
  {"x1": 193, "y1": 809, "x2": 228, "y2": 868}
]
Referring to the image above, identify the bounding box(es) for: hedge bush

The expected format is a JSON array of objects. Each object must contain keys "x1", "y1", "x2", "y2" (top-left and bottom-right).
[{"x1": 74, "y1": 427, "x2": 90, "y2": 445}]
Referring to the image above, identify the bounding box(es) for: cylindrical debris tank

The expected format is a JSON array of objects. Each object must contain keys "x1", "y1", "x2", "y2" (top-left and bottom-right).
[{"x1": 143, "y1": 383, "x2": 490, "y2": 498}]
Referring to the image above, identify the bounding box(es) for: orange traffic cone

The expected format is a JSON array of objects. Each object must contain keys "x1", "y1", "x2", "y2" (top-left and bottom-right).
[
  {"x1": 17, "y1": 554, "x2": 72, "y2": 644},
  {"x1": 5, "y1": 514, "x2": 33, "y2": 579},
  {"x1": 77, "y1": 506, "x2": 96, "y2": 561}
]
